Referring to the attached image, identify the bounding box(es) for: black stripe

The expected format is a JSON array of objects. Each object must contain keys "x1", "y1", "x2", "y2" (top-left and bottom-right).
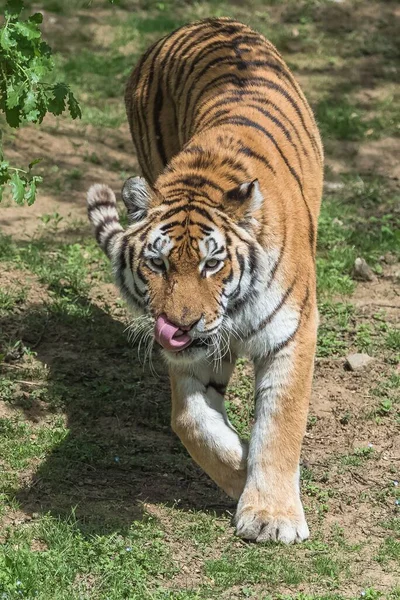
[
  {"x1": 160, "y1": 189, "x2": 216, "y2": 206},
  {"x1": 245, "y1": 276, "x2": 297, "y2": 339},
  {"x1": 103, "y1": 228, "x2": 122, "y2": 258},
  {"x1": 248, "y1": 245, "x2": 258, "y2": 289},
  {"x1": 161, "y1": 205, "x2": 187, "y2": 221},
  {"x1": 139, "y1": 223, "x2": 154, "y2": 242},
  {"x1": 126, "y1": 39, "x2": 158, "y2": 180},
  {"x1": 87, "y1": 200, "x2": 117, "y2": 213},
  {"x1": 188, "y1": 204, "x2": 216, "y2": 222},
  {"x1": 141, "y1": 30, "x2": 178, "y2": 174},
  {"x1": 189, "y1": 73, "x2": 317, "y2": 154},
  {"x1": 237, "y1": 145, "x2": 276, "y2": 174},
  {"x1": 177, "y1": 33, "x2": 262, "y2": 96},
  {"x1": 211, "y1": 115, "x2": 303, "y2": 191},
  {"x1": 172, "y1": 18, "x2": 252, "y2": 88},
  {"x1": 273, "y1": 285, "x2": 311, "y2": 354},
  {"x1": 116, "y1": 236, "x2": 142, "y2": 307},
  {"x1": 180, "y1": 144, "x2": 207, "y2": 156},
  {"x1": 200, "y1": 108, "x2": 234, "y2": 130},
  {"x1": 132, "y1": 38, "x2": 165, "y2": 182},
  {"x1": 172, "y1": 28, "x2": 230, "y2": 89},
  {"x1": 248, "y1": 103, "x2": 303, "y2": 165},
  {"x1": 265, "y1": 221, "x2": 287, "y2": 291},
  {"x1": 162, "y1": 175, "x2": 223, "y2": 193},
  {"x1": 226, "y1": 245, "x2": 260, "y2": 315},
  {"x1": 220, "y1": 155, "x2": 250, "y2": 178},
  {"x1": 209, "y1": 114, "x2": 315, "y2": 248},
  {"x1": 162, "y1": 21, "x2": 206, "y2": 82},
  {"x1": 222, "y1": 266, "x2": 234, "y2": 286},
  {"x1": 128, "y1": 243, "x2": 135, "y2": 269},
  {"x1": 197, "y1": 90, "x2": 310, "y2": 158},
  {"x1": 95, "y1": 216, "x2": 119, "y2": 243},
  {"x1": 153, "y1": 85, "x2": 167, "y2": 167},
  {"x1": 136, "y1": 264, "x2": 148, "y2": 290},
  {"x1": 230, "y1": 248, "x2": 245, "y2": 300},
  {"x1": 159, "y1": 220, "x2": 182, "y2": 232}
]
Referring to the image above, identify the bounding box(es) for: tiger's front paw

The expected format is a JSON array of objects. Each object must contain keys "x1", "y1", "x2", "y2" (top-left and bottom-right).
[{"x1": 234, "y1": 491, "x2": 309, "y2": 544}]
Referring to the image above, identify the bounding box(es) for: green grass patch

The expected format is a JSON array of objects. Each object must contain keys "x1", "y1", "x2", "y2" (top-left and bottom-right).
[
  {"x1": 205, "y1": 547, "x2": 303, "y2": 587},
  {"x1": 0, "y1": 513, "x2": 173, "y2": 600},
  {"x1": 0, "y1": 286, "x2": 27, "y2": 314},
  {"x1": 340, "y1": 446, "x2": 375, "y2": 468},
  {"x1": 225, "y1": 358, "x2": 254, "y2": 439},
  {"x1": 376, "y1": 537, "x2": 400, "y2": 564},
  {"x1": 317, "y1": 301, "x2": 354, "y2": 357}
]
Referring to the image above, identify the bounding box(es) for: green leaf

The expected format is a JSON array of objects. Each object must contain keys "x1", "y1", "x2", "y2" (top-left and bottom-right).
[
  {"x1": 48, "y1": 83, "x2": 69, "y2": 116},
  {"x1": 10, "y1": 171, "x2": 25, "y2": 205},
  {"x1": 35, "y1": 86, "x2": 48, "y2": 123},
  {"x1": 6, "y1": 84, "x2": 21, "y2": 109},
  {"x1": 24, "y1": 178, "x2": 37, "y2": 206},
  {"x1": 67, "y1": 91, "x2": 81, "y2": 120},
  {"x1": 29, "y1": 13, "x2": 44, "y2": 25},
  {"x1": 24, "y1": 90, "x2": 39, "y2": 122},
  {"x1": 5, "y1": 106, "x2": 21, "y2": 127},
  {"x1": 0, "y1": 161, "x2": 10, "y2": 185},
  {"x1": 15, "y1": 20, "x2": 41, "y2": 40},
  {"x1": 5, "y1": 0, "x2": 23, "y2": 18},
  {"x1": 28, "y1": 158, "x2": 42, "y2": 170},
  {"x1": 0, "y1": 27, "x2": 17, "y2": 50}
]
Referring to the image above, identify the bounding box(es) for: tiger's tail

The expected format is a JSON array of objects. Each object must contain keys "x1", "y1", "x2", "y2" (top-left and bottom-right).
[{"x1": 87, "y1": 184, "x2": 125, "y2": 259}]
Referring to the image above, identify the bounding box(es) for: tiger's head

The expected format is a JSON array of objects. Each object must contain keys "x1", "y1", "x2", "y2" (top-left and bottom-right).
[{"x1": 87, "y1": 176, "x2": 263, "y2": 365}]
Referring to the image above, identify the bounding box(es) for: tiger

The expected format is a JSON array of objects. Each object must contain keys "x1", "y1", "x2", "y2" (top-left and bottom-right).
[{"x1": 87, "y1": 17, "x2": 323, "y2": 544}]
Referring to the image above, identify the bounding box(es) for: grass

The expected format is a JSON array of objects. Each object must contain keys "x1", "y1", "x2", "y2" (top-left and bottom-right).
[
  {"x1": 1, "y1": 0, "x2": 400, "y2": 598},
  {"x1": 0, "y1": 513, "x2": 173, "y2": 600}
]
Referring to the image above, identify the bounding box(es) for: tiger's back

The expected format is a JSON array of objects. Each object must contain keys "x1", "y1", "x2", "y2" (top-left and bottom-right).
[
  {"x1": 125, "y1": 17, "x2": 322, "y2": 210},
  {"x1": 124, "y1": 17, "x2": 323, "y2": 315}
]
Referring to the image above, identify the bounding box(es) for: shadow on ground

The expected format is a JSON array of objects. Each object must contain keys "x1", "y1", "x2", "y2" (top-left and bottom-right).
[{"x1": 2, "y1": 296, "x2": 232, "y2": 534}]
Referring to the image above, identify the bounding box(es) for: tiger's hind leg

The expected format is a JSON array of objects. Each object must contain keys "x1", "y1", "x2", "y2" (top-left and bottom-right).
[
  {"x1": 169, "y1": 362, "x2": 248, "y2": 500},
  {"x1": 234, "y1": 309, "x2": 317, "y2": 543}
]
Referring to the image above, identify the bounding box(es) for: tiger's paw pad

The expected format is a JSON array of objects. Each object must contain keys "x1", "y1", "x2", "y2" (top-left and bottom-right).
[{"x1": 234, "y1": 508, "x2": 309, "y2": 544}]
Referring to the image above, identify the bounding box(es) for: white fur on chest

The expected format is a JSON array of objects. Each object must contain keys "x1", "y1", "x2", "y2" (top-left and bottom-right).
[{"x1": 229, "y1": 248, "x2": 300, "y2": 359}]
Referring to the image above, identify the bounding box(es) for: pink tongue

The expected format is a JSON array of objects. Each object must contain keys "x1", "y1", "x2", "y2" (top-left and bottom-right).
[{"x1": 154, "y1": 314, "x2": 193, "y2": 353}]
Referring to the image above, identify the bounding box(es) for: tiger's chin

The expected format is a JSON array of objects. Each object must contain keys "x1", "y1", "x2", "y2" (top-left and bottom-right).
[{"x1": 159, "y1": 338, "x2": 210, "y2": 366}]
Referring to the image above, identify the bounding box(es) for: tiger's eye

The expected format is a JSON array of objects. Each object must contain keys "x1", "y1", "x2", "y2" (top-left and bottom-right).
[
  {"x1": 150, "y1": 257, "x2": 164, "y2": 268},
  {"x1": 205, "y1": 258, "x2": 219, "y2": 269}
]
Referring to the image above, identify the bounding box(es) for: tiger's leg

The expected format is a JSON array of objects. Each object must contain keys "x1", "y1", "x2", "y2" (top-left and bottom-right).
[
  {"x1": 234, "y1": 312, "x2": 316, "y2": 543},
  {"x1": 169, "y1": 362, "x2": 248, "y2": 500}
]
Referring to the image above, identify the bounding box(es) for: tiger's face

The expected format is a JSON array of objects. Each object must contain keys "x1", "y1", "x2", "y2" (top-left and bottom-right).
[{"x1": 120, "y1": 176, "x2": 263, "y2": 364}]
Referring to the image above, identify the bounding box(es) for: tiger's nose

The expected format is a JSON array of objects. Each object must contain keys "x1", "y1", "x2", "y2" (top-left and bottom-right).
[{"x1": 166, "y1": 315, "x2": 201, "y2": 331}]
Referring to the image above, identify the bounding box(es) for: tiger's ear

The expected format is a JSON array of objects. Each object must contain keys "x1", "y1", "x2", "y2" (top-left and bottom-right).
[
  {"x1": 121, "y1": 176, "x2": 152, "y2": 222},
  {"x1": 224, "y1": 179, "x2": 263, "y2": 225}
]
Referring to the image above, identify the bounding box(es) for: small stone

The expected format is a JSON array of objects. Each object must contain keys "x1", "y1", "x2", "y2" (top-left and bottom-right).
[
  {"x1": 353, "y1": 257, "x2": 376, "y2": 282},
  {"x1": 383, "y1": 252, "x2": 397, "y2": 265},
  {"x1": 323, "y1": 181, "x2": 345, "y2": 193},
  {"x1": 345, "y1": 353, "x2": 375, "y2": 371}
]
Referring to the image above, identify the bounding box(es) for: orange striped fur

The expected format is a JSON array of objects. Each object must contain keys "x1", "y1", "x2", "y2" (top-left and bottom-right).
[{"x1": 87, "y1": 17, "x2": 323, "y2": 543}]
